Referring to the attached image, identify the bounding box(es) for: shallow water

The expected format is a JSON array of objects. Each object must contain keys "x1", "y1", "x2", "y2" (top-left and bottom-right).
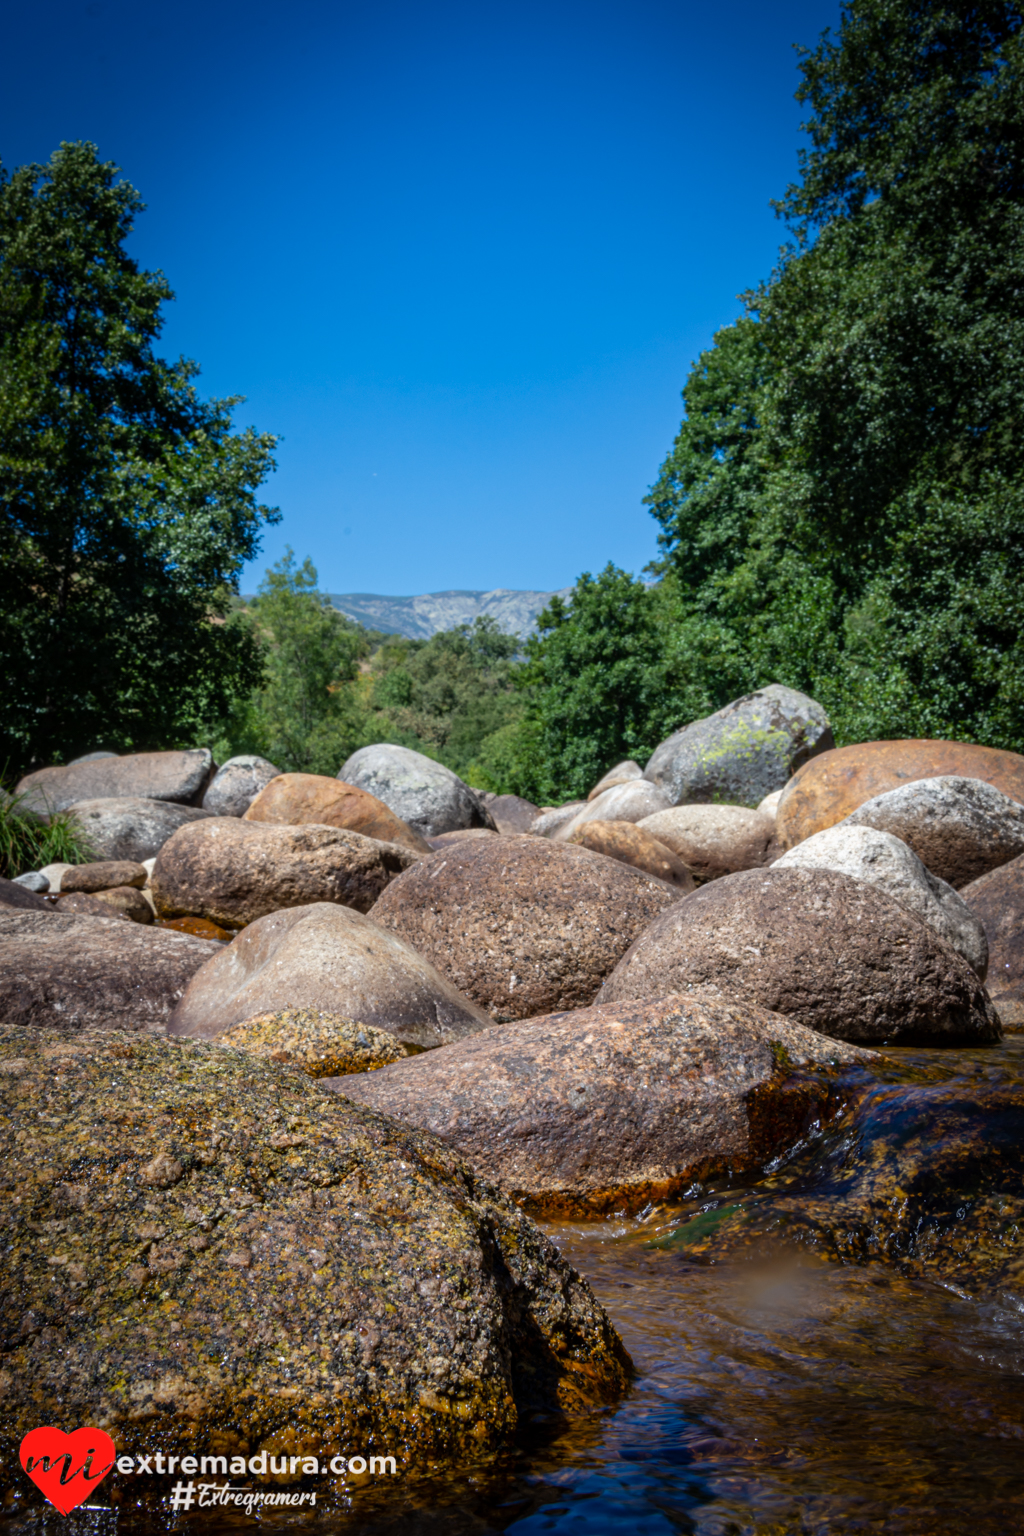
[{"x1": 8, "y1": 1039, "x2": 1024, "y2": 1535}]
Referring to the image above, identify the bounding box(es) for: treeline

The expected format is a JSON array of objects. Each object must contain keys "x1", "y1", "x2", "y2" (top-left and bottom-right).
[{"x1": 4, "y1": 1, "x2": 1023, "y2": 797}]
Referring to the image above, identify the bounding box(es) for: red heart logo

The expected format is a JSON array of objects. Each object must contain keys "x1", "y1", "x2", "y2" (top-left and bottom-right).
[{"x1": 19, "y1": 1427, "x2": 117, "y2": 1515}]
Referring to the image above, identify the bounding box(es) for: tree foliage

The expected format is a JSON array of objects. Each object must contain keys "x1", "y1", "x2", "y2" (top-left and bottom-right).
[{"x1": 0, "y1": 142, "x2": 279, "y2": 771}]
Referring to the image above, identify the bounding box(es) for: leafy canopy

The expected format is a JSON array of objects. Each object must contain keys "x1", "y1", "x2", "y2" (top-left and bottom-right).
[{"x1": 0, "y1": 142, "x2": 279, "y2": 771}]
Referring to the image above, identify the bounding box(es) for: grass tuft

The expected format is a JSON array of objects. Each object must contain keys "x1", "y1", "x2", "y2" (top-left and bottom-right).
[{"x1": 0, "y1": 783, "x2": 95, "y2": 881}]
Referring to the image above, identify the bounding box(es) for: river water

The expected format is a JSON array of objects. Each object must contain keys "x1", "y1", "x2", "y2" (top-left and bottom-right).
[{"x1": 9, "y1": 1038, "x2": 1024, "y2": 1535}]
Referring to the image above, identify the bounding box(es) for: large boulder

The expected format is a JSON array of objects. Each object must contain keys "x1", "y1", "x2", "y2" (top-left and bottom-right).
[
  {"x1": 67, "y1": 797, "x2": 216, "y2": 862},
  {"x1": 243, "y1": 772, "x2": 429, "y2": 855},
  {"x1": 201, "y1": 755, "x2": 282, "y2": 817},
  {"x1": 482, "y1": 794, "x2": 540, "y2": 834},
  {"x1": 168, "y1": 902, "x2": 494, "y2": 1048},
  {"x1": 17, "y1": 749, "x2": 214, "y2": 815},
  {"x1": 643, "y1": 685, "x2": 834, "y2": 807},
  {"x1": 555, "y1": 780, "x2": 671, "y2": 840},
  {"x1": 776, "y1": 739, "x2": 1024, "y2": 851},
  {"x1": 0, "y1": 910, "x2": 221, "y2": 1032},
  {"x1": 151, "y1": 818, "x2": 418, "y2": 928},
  {"x1": 0, "y1": 1024, "x2": 630, "y2": 1475},
  {"x1": 530, "y1": 802, "x2": 586, "y2": 838},
  {"x1": 567, "y1": 820, "x2": 695, "y2": 891},
  {"x1": 963, "y1": 853, "x2": 1024, "y2": 1027},
  {"x1": 340, "y1": 994, "x2": 873, "y2": 1215},
  {"x1": 638, "y1": 804, "x2": 775, "y2": 881},
  {"x1": 0, "y1": 877, "x2": 51, "y2": 913},
  {"x1": 338, "y1": 743, "x2": 496, "y2": 839},
  {"x1": 597, "y1": 866, "x2": 1000, "y2": 1045},
  {"x1": 369, "y1": 837, "x2": 679, "y2": 1022},
  {"x1": 843, "y1": 775, "x2": 1024, "y2": 889},
  {"x1": 774, "y1": 823, "x2": 988, "y2": 978},
  {"x1": 587, "y1": 760, "x2": 644, "y2": 801}
]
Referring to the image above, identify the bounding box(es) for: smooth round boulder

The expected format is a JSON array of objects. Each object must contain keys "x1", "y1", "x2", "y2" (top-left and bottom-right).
[
  {"x1": 776, "y1": 740, "x2": 1024, "y2": 851},
  {"x1": 151, "y1": 817, "x2": 418, "y2": 928},
  {"x1": 243, "y1": 771, "x2": 429, "y2": 855},
  {"x1": 17, "y1": 748, "x2": 214, "y2": 815},
  {"x1": 11, "y1": 871, "x2": 48, "y2": 893},
  {"x1": 774, "y1": 823, "x2": 988, "y2": 977},
  {"x1": 567, "y1": 820, "x2": 695, "y2": 891},
  {"x1": 556, "y1": 779, "x2": 671, "y2": 840},
  {"x1": 0, "y1": 877, "x2": 51, "y2": 912},
  {"x1": 57, "y1": 891, "x2": 130, "y2": 920},
  {"x1": 38, "y1": 861, "x2": 74, "y2": 892},
  {"x1": 89, "y1": 885, "x2": 154, "y2": 925},
  {"x1": 67, "y1": 797, "x2": 216, "y2": 862},
  {"x1": 338, "y1": 743, "x2": 496, "y2": 838},
  {"x1": 0, "y1": 1024, "x2": 630, "y2": 1474},
  {"x1": 963, "y1": 853, "x2": 1024, "y2": 1027},
  {"x1": 638, "y1": 804, "x2": 775, "y2": 881},
  {"x1": 643, "y1": 685, "x2": 834, "y2": 807},
  {"x1": 0, "y1": 910, "x2": 221, "y2": 1032},
  {"x1": 168, "y1": 902, "x2": 494, "y2": 1048},
  {"x1": 369, "y1": 837, "x2": 679, "y2": 1021},
  {"x1": 481, "y1": 793, "x2": 540, "y2": 834},
  {"x1": 530, "y1": 802, "x2": 586, "y2": 838},
  {"x1": 597, "y1": 866, "x2": 1000, "y2": 1045},
  {"x1": 587, "y1": 760, "x2": 644, "y2": 801},
  {"x1": 220, "y1": 1008, "x2": 414, "y2": 1076},
  {"x1": 340, "y1": 993, "x2": 873, "y2": 1215},
  {"x1": 201, "y1": 754, "x2": 282, "y2": 817},
  {"x1": 61, "y1": 859, "x2": 147, "y2": 893},
  {"x1": 427, "y1": 828, "x2": 500, "y2": 850},
  {"x1": 843, "y1": 775, "x2": 1024, "y2": 889}
]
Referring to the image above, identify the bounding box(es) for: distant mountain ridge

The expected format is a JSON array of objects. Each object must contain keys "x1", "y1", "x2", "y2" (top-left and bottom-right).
[{"x1": 321, "y1": 587, "x2": 572, "y2": 640}]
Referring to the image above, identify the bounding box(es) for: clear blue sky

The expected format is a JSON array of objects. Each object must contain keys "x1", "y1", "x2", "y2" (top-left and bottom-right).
[{"x1": 3, "y1": 0, "x2": 838, "y2": 596}]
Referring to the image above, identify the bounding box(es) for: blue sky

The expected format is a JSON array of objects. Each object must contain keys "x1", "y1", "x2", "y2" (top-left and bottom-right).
[{"x1": 3, "y1": 0, "x2": 838, "y2": 596}]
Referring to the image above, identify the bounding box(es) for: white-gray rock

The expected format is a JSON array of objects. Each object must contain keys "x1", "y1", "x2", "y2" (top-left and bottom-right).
[
  {"x1": 758, "y1": 788, "x2": 784, "y2": 818},
  {"x1": 12, "y1": 871, "x2": 49, "y2": 893},
  {"x1": 774, "y1": 822, "x2": 988, "y2": 978},
  {"x1": 201, "y1": 755, "x2": 282, "y2": 817},
  {"x1": 338, "y1": 743, "x2": 496, "y2": 838},
  {"x1": 17, "y1": 749, "x2": 215, "y2": 814},
  {"x1": 530, "y1": 802, "x2": 587, "y2": 838},
  {"x1": 68, "y1": 797, "x2": 216, "y2": 863},
  {"x1": 556, "y1": 780, "x2": 672, "y2": 841},
  {"x1": 643, "y1": 685, "x2": 834, "y2": 807},
  {"x1": 844, "y1": 775, "x2": 1024, "y2": 889},
  {"x1": 38, "y1": 861, "x2": 74, "y2": 893},
  {"x1": 587, "y1": 760, "x2": 644, "y2": 802}
]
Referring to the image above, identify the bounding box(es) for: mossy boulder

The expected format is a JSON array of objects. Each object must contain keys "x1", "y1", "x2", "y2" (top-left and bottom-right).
[
  {"x1": 220, "y1": 1008, "x2": 415, "y2": 1076},
  {"x1": 0, "y1": 1025, "x2": 630, "y2": 1484}
]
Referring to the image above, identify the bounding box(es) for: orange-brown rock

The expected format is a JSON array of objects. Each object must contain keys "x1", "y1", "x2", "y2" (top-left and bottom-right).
[
  {"x1": 242, "y1": 771, "x2": 429, "y2": 854},
  {"x1": 963, "y1": 853, "x2": 1024, "y2": 1028},
  {"x1": 638, "y1": 804, "x2": 775, "y2": 881},
  {"x1": 61, "y1": 859, "x2": 147, "y2": 893},
  {"x1": 158, "y1": 915, "x2": 234, "y2": 942},
  {"x1": 777, "y1": 740, "x2": 1024, "y2": 851},
  {"x1": 369, "y1": 836, "x2": 678, "y2": 1021},
  {"x1": 88, "y1": 885, "x2": 153, "y2": 924},
  {"x1": 338, "y1": 994, "x2": 873, "y2": 1214},
  {"x1": 568, "y1": 820, "x2": 695, "y2": 891}
]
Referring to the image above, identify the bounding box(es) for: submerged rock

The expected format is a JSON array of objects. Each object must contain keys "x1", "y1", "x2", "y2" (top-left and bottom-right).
[
  {"x1": 0, "y1": 1024, "x2": 631, "y2": 1477},
  {"x1": 776, "y1": 739, "x2": 1024, "y2": 851},
  {"x1": 643, "y1": 685, "x2": 834, "y2": 807},
  {"x1": 370, "y1": 836, "x2": 678, "y2": 1022},
  {"x1": 339, "y1": 743, "x2": 496, "y2": 839},
  {"x1": 0, "y1": 910, "x2": 221, "y2": 1032},
  {"x1": 168, "y1": 902, "x2": 493, "y2": 1048},
  {"x1": 598, "y1": 866, "x2": 1000, "y2": 1045},
  {"x1": 17, "y1": 749, "x2": 214, "y2": 814},
  {"x1": 340, "y1": 994, "x2": 873, "y2": 1214}
]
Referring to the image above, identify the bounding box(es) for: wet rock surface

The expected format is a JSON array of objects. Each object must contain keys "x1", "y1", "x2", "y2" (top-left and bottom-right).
[
  {"x1": 598, "y1": 866, "x2": 1000, "y2": 1045},
  {"x1": 201, "y1": 754, "x2": 282, "y2": 817},
  {"x1": 339, "y1": 743, "x2": 496, "y2": 838},
  {"x1": 963, "y1": 852, "x2": 1024, "y2": 1027},
  {"x1": 567, "y1": 819, "x2": 696, "y2": 890},
  {"x1": 221, "y1": 1008, "x2": 415, "y2": 1076},
  {"x1": 243, "y1": 771, "x2": 430, "y2": 855},
  {"x1": 151, "y1": 817, "x2": 418, "y2": 927},
  {"x1": 17, "y1": 748, "x2": 214, "y2": 814},
  {"x1": 0, "y1": 1024, "x2": 631, "y2": 1478},
  {"x1": 66, "y1": 797, "x2": 216, "y2": 862},
  {"x1": 844, "y1": 774, "x2": 1024, "y2": 888},
  {"x1": 643, "y1": 685, "x2": 833, "y2": 808},
  {"x1": 340, "y1": 994, "x2": 873, "y2": 1214},
  {"x1": 370, "y1": 837, "x2": 679, "y2": 1021},
  {"x1": 776, "y1": 738, "x2": 1024, "y2": 850},
  {"x1": 638, "y1": 804, "x2": 775, "y2": 881},
  {"x1": 0, "y1": 910, "x2": 221, "y2": 1032},
  {"x1": 774, "y1": 822, "x2": 988, "y2": 977},
  {"x1": 168, "y1": 902, "x2": 494, "y2": 1048}
]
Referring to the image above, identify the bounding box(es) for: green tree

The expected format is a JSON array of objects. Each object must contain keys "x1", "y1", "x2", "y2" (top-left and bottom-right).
[
  {"x1": 0, "y1": 142, "x2": 279, "y2": 771},
  {"x1": 216, "y1": 551, "x2": 369, "y2": 774}
]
